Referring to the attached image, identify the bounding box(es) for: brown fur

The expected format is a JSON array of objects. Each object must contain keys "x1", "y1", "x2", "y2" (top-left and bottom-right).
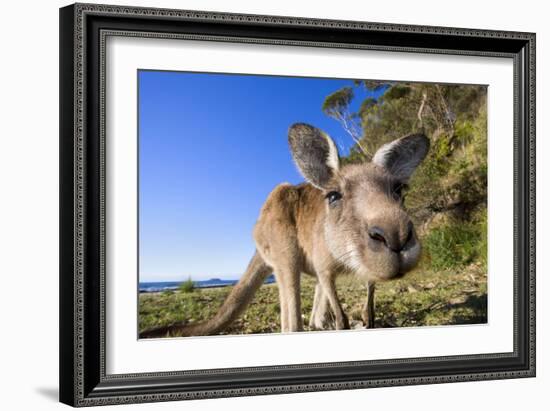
[{"x1": 140, "y1": 124, "x2": 428, "y2": 338}]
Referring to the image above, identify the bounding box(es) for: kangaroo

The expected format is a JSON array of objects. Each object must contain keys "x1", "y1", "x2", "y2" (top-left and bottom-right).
[{"x1": 140, "y1": 123, "x2": 429, "y2": 338}]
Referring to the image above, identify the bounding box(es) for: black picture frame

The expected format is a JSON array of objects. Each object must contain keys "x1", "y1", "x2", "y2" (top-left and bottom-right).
[{"x1": 59, "y1": 3, "x2": 536, "y2": 407}]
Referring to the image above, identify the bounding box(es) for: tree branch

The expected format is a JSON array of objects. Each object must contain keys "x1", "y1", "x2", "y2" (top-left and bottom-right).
[
  {"x1": 335, "y1": 111, "x2": 369, "y2": 159},
  {"x1": 416, "y1": 90, "x2": 428, "y2": 129}
]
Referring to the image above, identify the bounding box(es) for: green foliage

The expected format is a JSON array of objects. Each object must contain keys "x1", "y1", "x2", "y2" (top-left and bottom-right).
[
  {"x1": 322, "y1": 87, "x2": 354, "y2": 119},
  {"x1": 178, "y1": 277, "x2": 195, "y2": 293},
  {"x1": 476, "y1": 210, "x2": 488, "y2": 270},
  {"x1": 358, "y1": 97, "x2": 377, "y2": 118},
  {"x1": 359, "y1": 79, "x2": 393, "y2": 91},
  {"x1": 422, "y1": 209, "x2": 487, "y2": 271},
  {"x1": 382, "y1": 84, "x2": 411, "y2": 100}
]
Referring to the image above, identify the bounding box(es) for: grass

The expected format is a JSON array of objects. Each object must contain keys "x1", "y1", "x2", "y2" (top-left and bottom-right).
[
  {"x1": 178, "y1": 277, "x2": 195, "y2": 293},
  {"x1": 139, "y1": 263, "x2": 487, "y2": 337},
  {"x1": 422, "y1": 209, "x2": 487, "y2": 271}
]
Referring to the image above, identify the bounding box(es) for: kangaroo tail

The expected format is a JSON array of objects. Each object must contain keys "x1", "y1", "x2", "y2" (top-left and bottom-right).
[{"x1": 139, "y1": 251, "x2": 272, "y2": 338}]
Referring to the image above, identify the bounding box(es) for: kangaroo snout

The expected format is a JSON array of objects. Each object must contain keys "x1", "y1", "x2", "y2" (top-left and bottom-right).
[
  {"x1": 362, "y1": 211, "x2": 421, "y2": 281},
  {"x1": 367, "y1": 220, "x2": 413, "y2": 253}
]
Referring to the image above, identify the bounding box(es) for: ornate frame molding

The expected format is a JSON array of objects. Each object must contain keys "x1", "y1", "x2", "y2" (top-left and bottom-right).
[{"x1": 60, "y1": 3, "x2": 535, "y2": 407}]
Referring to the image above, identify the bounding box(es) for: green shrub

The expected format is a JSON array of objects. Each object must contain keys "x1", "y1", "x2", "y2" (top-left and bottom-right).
[
  {"x1": 423, "y1": 211, "x2": 487, "y2": 271},
  {"x1": 477, "y1": 211, "x2": 488, "y2": 270},
  {"x1": 178, "y1": 277, "x2": 195, "y2": 293}
]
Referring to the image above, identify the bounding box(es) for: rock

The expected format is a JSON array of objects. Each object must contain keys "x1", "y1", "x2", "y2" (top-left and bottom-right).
[
  {"x1": 449, "y1": 296, "x2": 466, "y2": 305},
  {"x1": 350, "y1": 320, "x2": 364, "y2": 330}
]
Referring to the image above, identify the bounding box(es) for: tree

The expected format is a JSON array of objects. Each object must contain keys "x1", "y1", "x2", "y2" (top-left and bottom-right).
[{"x1": 322, "y1": 87, "x2": 368, "y2": 158}]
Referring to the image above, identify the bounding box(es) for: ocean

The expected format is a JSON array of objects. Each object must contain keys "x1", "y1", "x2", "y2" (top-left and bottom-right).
[{"x1": 139, "y1": 275, "x2": 276, "y2": 293}]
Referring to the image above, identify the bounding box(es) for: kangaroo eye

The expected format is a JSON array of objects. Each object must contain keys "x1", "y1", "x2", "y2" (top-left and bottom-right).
[
  {"x1": 326, "y1": 191, "x2": 342, "y2": 204},
  {"x1": 392, "y1": 183, "x2": 408, "y2": 200}
]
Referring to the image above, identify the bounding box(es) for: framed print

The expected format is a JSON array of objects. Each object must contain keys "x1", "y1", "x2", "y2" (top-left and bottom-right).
[{"x1": 59, "y1": 3, "x2": 536, "y2": 407}]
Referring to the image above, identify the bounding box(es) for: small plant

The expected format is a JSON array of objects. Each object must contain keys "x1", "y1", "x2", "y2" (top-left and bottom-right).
[
  {"x1": 423, "y1": 211, "x2": 487, "y2": 271},
  {"x1": 178, "y1": 277, "x2": 195, "y2": 293},
  {"x1": 476, "y1": 210, "x2": 488, "y2": 270}
]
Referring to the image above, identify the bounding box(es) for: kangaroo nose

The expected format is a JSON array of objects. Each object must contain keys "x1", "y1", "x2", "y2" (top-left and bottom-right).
[
  {"x1": 368, "y1": 222, "x2": 413, "y2": 252},
  {"x1": 368, "y1": 226, "x2": 388, "y2": 245}
]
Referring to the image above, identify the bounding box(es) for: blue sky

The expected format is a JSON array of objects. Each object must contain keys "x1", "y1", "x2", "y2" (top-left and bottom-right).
[{"x1": 139, "y1": 70, "x2": 383, "y2": 282}]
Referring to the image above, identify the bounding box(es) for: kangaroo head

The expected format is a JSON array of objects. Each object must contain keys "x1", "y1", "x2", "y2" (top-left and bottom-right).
[{"x1": 288, "y1": 123, "x2": 430, "y2": 282}]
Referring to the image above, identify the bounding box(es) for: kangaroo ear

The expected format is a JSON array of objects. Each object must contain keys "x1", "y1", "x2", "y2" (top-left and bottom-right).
[
  {"x1": 372, "y1": 133, "x2": 430, "y2": 182},
  {"x1": 288, "y1": 123, "x2": 340, "y2": 190}
]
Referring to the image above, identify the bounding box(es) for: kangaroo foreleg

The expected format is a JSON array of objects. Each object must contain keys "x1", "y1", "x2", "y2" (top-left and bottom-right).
[
  {"x1": 274, "y1": 271, "x2": 289, "y2": 332},
  {"x1": 274, "y1": 268, "x2": 303, "y2": 332},
  {"x1": 309, "y1": 283, "x2": 334, "y2": 330},
  {"x1": 361, "y1": 281, "x2": 376, "y2": 328},
  {"x1": 317, "y1": 274, "x2": 349, "y2": 330}
]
